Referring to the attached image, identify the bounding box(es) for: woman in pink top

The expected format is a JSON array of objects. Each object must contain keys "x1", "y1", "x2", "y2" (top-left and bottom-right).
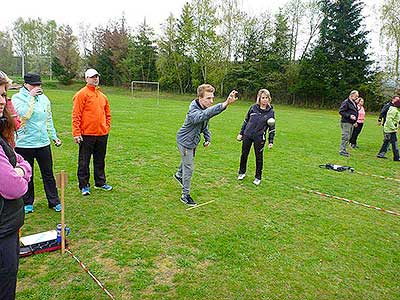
[
  {"x1": 350, "y1": 97, "x2": 365, "y2": 148},
  {"x1": 0, "y1": 72, "x2": 32, "y2": 300}
]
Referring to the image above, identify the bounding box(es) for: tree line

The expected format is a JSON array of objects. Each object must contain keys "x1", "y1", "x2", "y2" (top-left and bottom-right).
[{"x1": 1, "y1": 0, "x2": 399, "y2": 110}]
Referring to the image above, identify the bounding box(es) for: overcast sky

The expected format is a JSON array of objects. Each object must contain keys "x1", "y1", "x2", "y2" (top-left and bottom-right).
[{"x1": 1, "y1": 0, "x2": 384, "y2": 59}]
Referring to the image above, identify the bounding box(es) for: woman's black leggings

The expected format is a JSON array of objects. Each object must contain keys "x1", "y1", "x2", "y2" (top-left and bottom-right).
[{"x1": 239, "y1": 137, "x2": 265, "y2": 180}]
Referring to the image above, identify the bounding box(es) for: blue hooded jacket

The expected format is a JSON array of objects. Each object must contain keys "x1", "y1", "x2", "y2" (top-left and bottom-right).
[{"x1": 12, "y1": 87, "x2": 58, "y2": 148}]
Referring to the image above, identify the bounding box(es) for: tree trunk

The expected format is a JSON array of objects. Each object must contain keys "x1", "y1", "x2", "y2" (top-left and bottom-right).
[
  {"x1": 395, "y1": 37, "x2": 400, "y2": 90},
  {"x1": 21, "y1": 54, "x2": 25, "y2": 78}
]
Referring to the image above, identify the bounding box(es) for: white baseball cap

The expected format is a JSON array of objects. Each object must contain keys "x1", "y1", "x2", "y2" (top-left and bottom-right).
[{"x1": 85, "y1": 68, "x2": 99, "y2": 78}]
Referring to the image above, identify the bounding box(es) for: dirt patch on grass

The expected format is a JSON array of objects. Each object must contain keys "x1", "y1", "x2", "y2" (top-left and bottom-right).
[{"x1": 141, "y1": 255, "x2": 181, "y2": 297}]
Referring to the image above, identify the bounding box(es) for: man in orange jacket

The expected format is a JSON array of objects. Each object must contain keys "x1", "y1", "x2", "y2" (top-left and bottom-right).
[{"x1": 72, "y1": 68, "x2": 112, "y2": 196}]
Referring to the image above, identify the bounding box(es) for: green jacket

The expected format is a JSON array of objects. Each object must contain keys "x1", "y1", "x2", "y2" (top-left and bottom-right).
[{"x1": 384, "y1": 106, "x2": 400, "y2": 133}]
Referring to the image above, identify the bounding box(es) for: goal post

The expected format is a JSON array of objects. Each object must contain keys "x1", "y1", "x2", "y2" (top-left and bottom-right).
[{"x1": 130, "y1": 80, "x2": 160, "y2": 105}]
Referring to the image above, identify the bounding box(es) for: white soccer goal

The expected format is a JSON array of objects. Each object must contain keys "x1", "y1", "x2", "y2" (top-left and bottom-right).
[{"x1": 130, "y1": 80, "x2": 160, "y2": 105}]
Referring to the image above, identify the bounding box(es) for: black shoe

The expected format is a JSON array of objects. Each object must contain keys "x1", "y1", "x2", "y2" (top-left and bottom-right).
[
  {"x1": 377, "y1": 154, "x2": 387, "y2": 159},
  {"x1": 181, "y1": 194, "x2": 196, "y2": 206},
  {"x1": 174, "y1": 174, "x2": 183, "y2": 187},
  {"x1": 350, "y1": 144, "x2": 356, "y2": 149},
  {"x1": 339, "y1": 151, "x2": 350, "y2": 157}
]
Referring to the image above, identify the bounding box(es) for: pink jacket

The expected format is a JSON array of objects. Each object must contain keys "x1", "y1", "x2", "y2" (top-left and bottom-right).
[
  {"x1": 0, "y1": 146, "x2": 32, "y2": 200},
  {"x1": 357, "y1": 105, "x2": 365, "y2": 123}
]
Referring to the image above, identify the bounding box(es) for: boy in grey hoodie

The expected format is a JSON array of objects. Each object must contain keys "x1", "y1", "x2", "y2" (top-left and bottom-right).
[{"x1": 175, "y1": 84, "x2": 237, "y2": 206}]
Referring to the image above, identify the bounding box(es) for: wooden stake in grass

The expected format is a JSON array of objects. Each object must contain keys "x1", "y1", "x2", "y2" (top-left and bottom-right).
[{"x1": 56, "y1": 170, "x2": 68, "y2": 254}]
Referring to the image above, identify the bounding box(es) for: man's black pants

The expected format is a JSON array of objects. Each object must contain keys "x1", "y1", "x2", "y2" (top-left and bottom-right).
[
  {"x1": 78, "y1": 135, "x2": 108, "y2": 189},
  {"x1": 15, "y1": 145, "x2": 60, "y2": 208},
  {"x1": 0, "y1": 232, "x2": 20, "y2": 300},
  {"x1": 239, "y1": 137, "x2": 265, "y2": 180}
]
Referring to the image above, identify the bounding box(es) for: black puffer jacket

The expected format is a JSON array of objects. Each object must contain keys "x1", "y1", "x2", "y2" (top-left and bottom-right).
[
  {"x1": 0, "y1": 136, "x2": 24, "y2": 239},
  {"x1": 240, "y1": 104, "x2": 275, "y2": 143}
]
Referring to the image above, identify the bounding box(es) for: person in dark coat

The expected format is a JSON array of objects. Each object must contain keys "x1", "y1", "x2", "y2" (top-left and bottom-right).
[
  {"x1": 338, "y1": 90, "x2": 359, "y2": 157},
  {"x1": 237, "y1": 89, "x2": 275, "y2": 186}
]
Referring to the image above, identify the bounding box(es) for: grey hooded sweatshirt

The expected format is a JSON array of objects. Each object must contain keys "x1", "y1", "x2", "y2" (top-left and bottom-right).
[{"x1": 176, "y1": 99, "x2": 226, "y2": 149}]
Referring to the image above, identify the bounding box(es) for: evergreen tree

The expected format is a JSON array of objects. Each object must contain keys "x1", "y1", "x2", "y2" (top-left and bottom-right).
[
  {"x1": 128, "y1": 20, "x2": 158, "y2": 82},
  {"x1": 297, "y1": 0, "x2": 371, "y2": 106},
  {"x1": 176, "y1": 2, "x2": 196, "y2": 92}
]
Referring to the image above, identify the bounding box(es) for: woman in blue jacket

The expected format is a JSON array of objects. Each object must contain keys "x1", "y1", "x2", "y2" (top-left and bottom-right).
[
  {"x1": 12, "y1": 73, "x2": 62, "y2": 213},
  {"x1": 237, "y1": 89, "x2": 275, "y2": 185}
]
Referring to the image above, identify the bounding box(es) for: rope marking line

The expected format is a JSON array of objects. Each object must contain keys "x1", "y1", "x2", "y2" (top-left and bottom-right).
[
  {"x1": 355, "y1": 171, "x2": 400, "y2": 183},
  {"x1": 295, "y1": 186, "x2": 400, "y2": 217},
  {"x1": 66, "y1": 248, "x2": 116, "y2": 300}
]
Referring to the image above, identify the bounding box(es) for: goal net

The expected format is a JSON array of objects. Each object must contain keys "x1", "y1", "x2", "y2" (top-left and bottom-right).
[{"x1": 130, "y1": 81, "x2": 160, "y2": 104}]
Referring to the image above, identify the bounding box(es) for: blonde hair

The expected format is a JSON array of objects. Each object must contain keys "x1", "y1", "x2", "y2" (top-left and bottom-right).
[
  {"x1": 256, "y1": 89, "x2": 271, "y2": 104},
  {"x1": 197, "y1": 84, "x2": 215, "y2": 98}
]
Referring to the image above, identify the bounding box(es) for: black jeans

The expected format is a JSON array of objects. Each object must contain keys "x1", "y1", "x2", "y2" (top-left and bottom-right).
[
  {"x1": 349, "y1": 122, "x2": 364, "y2": 145},
  {"x1": 239, "y1": 137, "x2": 266, "y2": 180},
  {"x1": 15, "y1": 145, "x2": 60, "y2": 208},
  {"x1": 0, "y1": 232, "x2": 20, "y2": 300},
  {"x1": 78, "y1": 135, "x2": 108, "y2": 189},
  {"x1": 378, "y1": 132, "x2": 399, "y2": 160}
]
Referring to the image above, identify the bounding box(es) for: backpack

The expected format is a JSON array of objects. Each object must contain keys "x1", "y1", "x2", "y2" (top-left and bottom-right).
[{"x1": 319, "y1": 164, "x2": 354, "y2": 172}]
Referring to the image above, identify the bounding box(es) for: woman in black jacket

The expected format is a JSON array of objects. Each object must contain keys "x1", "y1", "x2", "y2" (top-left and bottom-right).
[
  {"x1": 237, "y1": 89, "x2": 275, "y2": 185},
  {"x1": 0, "y1": 73, "x2": 32, "y2": 300}
]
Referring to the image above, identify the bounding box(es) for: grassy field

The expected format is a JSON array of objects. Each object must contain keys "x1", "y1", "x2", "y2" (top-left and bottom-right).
[{"x1": 14, "y1": 86, "x2": 399, "y2": 300}]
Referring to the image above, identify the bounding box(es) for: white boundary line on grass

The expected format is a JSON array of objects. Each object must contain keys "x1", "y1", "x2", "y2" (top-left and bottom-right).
[
  {"x1": 355, "y1": 171, "x2": 400, "y2": 183},
  {"x1": 295, "y1": 186, "x2": 400, "y2": 217},
  {"x1": 186, "y1": 200, "x2": 215, "y2": 211}
]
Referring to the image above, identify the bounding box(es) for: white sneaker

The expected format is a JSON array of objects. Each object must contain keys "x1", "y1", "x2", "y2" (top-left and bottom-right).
[
  {"x1": 238, "y1": 173, "x2": 246, "y2": 180},
  {"x1": 253, "y1": 178, "x2": 261, "y2": 186}
]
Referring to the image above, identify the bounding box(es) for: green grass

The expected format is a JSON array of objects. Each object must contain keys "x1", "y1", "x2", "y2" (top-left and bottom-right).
[{"x1": 16, "y1": 87, "x2": 399, "y2": 300}]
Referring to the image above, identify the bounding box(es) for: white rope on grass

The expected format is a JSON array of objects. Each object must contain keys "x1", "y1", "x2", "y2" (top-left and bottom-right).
[
  {"x1": 295, "y1": 186, "x2": 400, "y2": 217},
  {"x1": 355, "y1": 171, "x2": 400, "y2": 183}
]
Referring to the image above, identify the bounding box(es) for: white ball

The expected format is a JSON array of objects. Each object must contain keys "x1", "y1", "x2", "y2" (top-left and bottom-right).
[{"x1": 267, "y1": 118, "x2": 275, "y2": 126}]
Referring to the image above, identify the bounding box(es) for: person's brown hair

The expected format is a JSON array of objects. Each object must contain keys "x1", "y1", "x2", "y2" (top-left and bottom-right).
[
  {"x1": 197, "y1": 84, "x2": 215, "y2": 98},
  {"x1": 0, "y1": 105, "x2": 16, "y2": 146},
  {"x1": 0, "y1": 75, "x2": 15, "y2": 146},
  {"x1": 0, "y1": 77, "x2": 8, "y2": 87}
]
